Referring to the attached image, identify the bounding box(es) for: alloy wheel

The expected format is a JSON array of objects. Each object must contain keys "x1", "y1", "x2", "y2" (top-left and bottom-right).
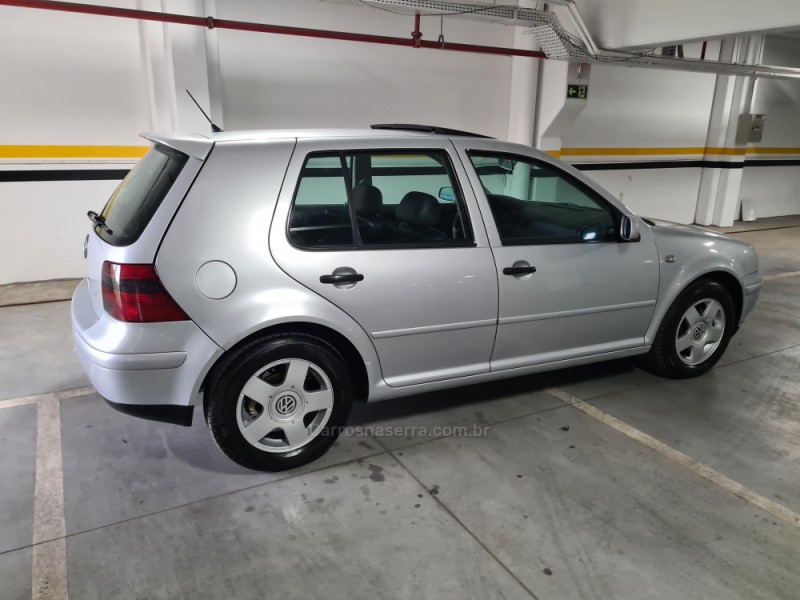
[
  {"x1": 235, "y1": 358, "x2": 334, "y2": 452},
  {"x1": 675, "y1": 298, "x2": 726, "y2": 366}
]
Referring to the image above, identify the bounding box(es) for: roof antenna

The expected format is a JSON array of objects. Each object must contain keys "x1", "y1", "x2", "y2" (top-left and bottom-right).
[{"x1": 186, "y1": 89, "x2": 222, "y2": 133}]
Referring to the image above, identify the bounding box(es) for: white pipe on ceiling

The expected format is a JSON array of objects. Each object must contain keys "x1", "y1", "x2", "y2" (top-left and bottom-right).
[{"x1": 344, "y1": 0, "x2": 800, "y2": 79}]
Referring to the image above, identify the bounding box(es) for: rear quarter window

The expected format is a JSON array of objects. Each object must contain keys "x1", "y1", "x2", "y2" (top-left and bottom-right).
[{"x1": 96, "y1": 144, "x2": 189, "y2": 246}]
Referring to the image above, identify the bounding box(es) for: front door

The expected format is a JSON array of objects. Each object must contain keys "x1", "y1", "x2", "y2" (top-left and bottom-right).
[
  {"x1": 270, "y1": 138, "x2": 498, "y2": 387},
  {"x1": 456, "y1": 145, "x2": 660, "y2": 371}
]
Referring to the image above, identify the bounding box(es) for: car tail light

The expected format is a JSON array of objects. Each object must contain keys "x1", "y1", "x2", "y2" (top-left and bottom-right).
[{"x1": 101, "y1": 262, "x2": 189, "y2": 323}]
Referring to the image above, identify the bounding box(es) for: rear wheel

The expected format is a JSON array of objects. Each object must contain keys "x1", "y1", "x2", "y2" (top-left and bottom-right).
[
  {"x1": 205, "y1": 333, "x2": 354, "y2": 471},
  {"x1": 642, "y1": 279, "x2": 735, "y2": 378}
]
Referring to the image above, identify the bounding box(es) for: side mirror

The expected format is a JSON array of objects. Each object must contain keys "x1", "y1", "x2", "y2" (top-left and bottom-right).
[
  {"x1": 620, "y1": 215, "x2": 641, "y2": 242},
  {"x1": 579, "y1": 222, "x2": 605, "y2": 242},
  {"x1": 499, "y1": 158, "x2": 515, "y2": 173},
  {"x1": 438, "y1": 186, "x2": 456, "y2": 202}
]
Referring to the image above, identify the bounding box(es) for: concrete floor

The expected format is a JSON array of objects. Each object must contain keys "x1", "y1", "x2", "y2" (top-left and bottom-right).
[{"x1": 1, "y1": 227, "x2": 799, "y2": 599}]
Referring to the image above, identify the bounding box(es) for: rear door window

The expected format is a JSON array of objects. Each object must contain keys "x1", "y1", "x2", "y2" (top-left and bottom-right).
[
  {"x1": 96, "y1": 144, "x2": 189, "y2": 246},
  {"x1": 289, "y1": 155, "x2": 354, "y2": 247},
  {"x1": 288, "y1": 150, "x2": 473, "y2": 248}
]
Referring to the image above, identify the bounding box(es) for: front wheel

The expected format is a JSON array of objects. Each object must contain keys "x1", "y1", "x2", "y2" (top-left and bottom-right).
[
  {"x1": 642, "y1": 279, "x2": 736, "y2": 378},
  {"x1": 205, "y1": 333, "x2": 354, "y2": 471}
]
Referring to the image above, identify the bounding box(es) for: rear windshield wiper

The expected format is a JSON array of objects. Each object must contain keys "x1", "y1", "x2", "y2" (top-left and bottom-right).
[{"x1": 87, "y1": 211, "x2": 113, "y2": 235}]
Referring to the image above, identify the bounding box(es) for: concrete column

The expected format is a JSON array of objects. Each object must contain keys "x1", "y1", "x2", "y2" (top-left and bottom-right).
[
  {"x1": 137, "y1": 0, "x2": 219, "y2": 134},
  {"x1": 165, "y1": 0, "x2": 216, "y2": 133},
  {"x1": 137, "y1": 0, "x2": 178, "y2": 131},
  {"x1": 534, "y1": 60, "x2": 591, "y2": 156},
  {"x1": 695, "y1": 35, "x2": 764, "y2": 226},
  {"x1": 507, "y1": 6, "x2": 540, "y2": 145},
  {"x1": 203, "y1": 0, "x2": 225, "y2": 130}
]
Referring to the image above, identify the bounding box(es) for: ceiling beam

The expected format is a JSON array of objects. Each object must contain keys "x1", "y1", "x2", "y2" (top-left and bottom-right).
[{"x1": 575, "y1": 0, "x2": 800, "y2": 49}]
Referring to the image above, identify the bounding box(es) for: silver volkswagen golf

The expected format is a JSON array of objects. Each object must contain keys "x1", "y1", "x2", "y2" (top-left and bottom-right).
[{"x1": 72, "y1": 125, "x2": 762, "y2": 471}]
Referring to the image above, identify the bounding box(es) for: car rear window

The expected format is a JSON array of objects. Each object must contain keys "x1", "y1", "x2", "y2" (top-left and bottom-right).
[{"x1": 96, "y1": 144, "x2": 189, "y2": 246}]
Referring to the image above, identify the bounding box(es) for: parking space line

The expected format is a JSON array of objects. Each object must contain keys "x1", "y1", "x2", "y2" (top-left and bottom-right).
[
  {"x1": 547, "y1": 387, "x2": 800, "y2": 529},
  {"x1": 0, "y1": 386, "x2": 94, "y2": 411},
  {"x1": 56, "y1": 386, "x2": 94, "y2": 399},
  {"x1": 0, "y1": 397, "x2": 38, "y2": 411},
  {"x1": 763, "y1": 271, "x2": 800, "y2": 281},
  {"x1": 31, "y1": 394, "x2": 68, "y2": 600}
]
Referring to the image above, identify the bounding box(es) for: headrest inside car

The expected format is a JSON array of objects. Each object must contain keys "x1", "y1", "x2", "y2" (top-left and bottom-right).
[
  {"x1": 396, "y1": 192, "x2": 440, "y2": 227},
  {"x1": 351, "y1": 184, "x2": 383, "y2": 215}
]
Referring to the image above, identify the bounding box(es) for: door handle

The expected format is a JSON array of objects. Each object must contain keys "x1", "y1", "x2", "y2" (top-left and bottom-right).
[
  {"x1": 503, "y1": 265, "x2": 537, "y2": 276},
  {"x1": 320, "y1": 273, "x2": 364, "y2": 285}
]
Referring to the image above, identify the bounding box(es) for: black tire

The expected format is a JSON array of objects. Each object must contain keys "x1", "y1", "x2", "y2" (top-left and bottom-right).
[
  {"x1": 641, "y1": 279, "x2": 736, "y2": 379},
  {"x1": 205, "y1": 333, "x2": 354, "y2": 471}
]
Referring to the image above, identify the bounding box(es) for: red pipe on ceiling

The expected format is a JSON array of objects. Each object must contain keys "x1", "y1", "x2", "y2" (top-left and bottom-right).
[
  {"x1": 412, "y1": 12, "x2": 422, "y2": 48},
  {"x1": 0, "y1": 0, "x2": 547, "y2": 60}
]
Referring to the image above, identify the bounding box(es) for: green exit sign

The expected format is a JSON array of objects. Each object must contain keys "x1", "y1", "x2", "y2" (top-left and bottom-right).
[{"x1": 567, "y1": 84, "x2": 589, "y2": 100}]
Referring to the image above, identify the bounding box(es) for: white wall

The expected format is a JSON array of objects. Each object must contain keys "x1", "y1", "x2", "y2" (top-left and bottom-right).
[
  {"x1": 584, "y1": 169, "x2": 704, "y2": 224},
  {"x1": 739, "y1": 35, "x2": 800, "y2": 219},
  {"x1": 0, "y1": 3, "x2": 149, "y2": 284},
  {"x1": 0, "y1": 4, "x2": 148, "y2": 147},
  {"x1": 562, "y1": 46, "x2": 716, "y2": 148},
  {"x1": 2, "y1": 0, "x2": 799, "y2": 285},
  {"x1": 0, "y1": 180, "x2": 122, "y2": 283},
  {"x1": 559, "y1": 43, "x2": 718, "y2": 223},
  {"x1": 216, "y1": 0, "x2": 514, "y2": 138},
  {"x1": 0, "y1": 0, "x2": 514, "y2": 285}
]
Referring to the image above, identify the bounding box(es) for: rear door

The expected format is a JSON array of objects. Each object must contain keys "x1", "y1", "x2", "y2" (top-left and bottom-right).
[
  {"x1": 269, "y1": 137, "x2": 498, "y2": 387},
  {"x1": 454, "y1": 143, "x2": 660, "y2": 371}
]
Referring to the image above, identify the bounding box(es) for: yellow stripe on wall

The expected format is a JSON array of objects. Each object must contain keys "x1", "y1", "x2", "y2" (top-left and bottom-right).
[
  {"x1": 558, "y1": 146, "x2": 800, "y2": 158},
  {"x1": 746, "y1": 147, "x2": 800, "y2": 155},
  {"x1": 1, "y1": 144, "x2": 799, "y2": 161},
  {"x1": 561, "y1": 147, "x2": 706, "y2": 157},
  {"x1": 0, "y1": 145, "x2": 149, "y2": 159},
  {"x1": 706, "y1": 147, "x2": 747, "y2": 156}
]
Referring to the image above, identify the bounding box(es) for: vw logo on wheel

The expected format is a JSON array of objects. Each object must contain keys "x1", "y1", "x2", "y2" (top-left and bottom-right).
[{"x1": 275, "y1": 395, "x2": 297, "y2": 416}]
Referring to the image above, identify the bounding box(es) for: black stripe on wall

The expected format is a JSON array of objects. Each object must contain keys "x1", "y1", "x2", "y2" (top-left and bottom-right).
[
  {"x1": 0, "y1": 169, "x2": 130, "y2": 182},
  {"x1": 1, "y1": 159, "x2": 800, "y2": 182},
  {"x1": 574, "y1": 159, "x2": 800, "y2": 171},
  {"x1": 743, "y1": 159, "x2": 800, "y2": 168}
]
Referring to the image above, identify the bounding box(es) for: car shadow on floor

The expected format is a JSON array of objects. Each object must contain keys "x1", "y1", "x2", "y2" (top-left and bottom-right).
[{"x1": 349, "y1": 357, "x2": 645, "y2": 425}]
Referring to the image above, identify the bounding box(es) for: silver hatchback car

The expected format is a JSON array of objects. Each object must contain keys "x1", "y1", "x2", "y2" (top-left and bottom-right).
[{"x1": 72, "y1": 124, "x2": 762, "y2": 471}]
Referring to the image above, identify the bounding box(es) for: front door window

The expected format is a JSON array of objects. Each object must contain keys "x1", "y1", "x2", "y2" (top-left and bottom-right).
[{"x1": 468, "y1": 153, "x2": 619, "y2": 245}]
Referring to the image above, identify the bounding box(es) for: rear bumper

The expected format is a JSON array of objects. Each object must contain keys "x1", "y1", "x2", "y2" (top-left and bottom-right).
[
  {"x1": 71, "y1": 279, "x2": 222, "y2": 425},
  {"x1": 103, "y1": 397, "x2": 194, "y2": 426}
]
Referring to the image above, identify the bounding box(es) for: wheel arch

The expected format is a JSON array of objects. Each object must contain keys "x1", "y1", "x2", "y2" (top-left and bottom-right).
[
  {"x1": 698, "y1": 270, "x2": 744, "y2": 327},
  {"x1": 201, "y1": 321, "x2": 371, "y2": 416},
  {"x1": 647, "y1": 266, "x2": 745, "y2": 345}
]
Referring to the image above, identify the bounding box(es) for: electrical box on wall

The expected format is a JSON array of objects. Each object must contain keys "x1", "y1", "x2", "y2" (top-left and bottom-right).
[{"x1": 736, "y1": 114, "x2": 766, "y2": 144}]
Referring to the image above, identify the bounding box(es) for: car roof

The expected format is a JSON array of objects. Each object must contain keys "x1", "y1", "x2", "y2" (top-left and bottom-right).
[
  {"x1": 211, "y1": 128, "x2": 430, "y2": 141},
  {"x1": 142, "y1": 127, "x2": 492, "y2": 159}
]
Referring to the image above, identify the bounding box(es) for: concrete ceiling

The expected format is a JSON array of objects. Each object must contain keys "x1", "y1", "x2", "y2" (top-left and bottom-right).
[
  {"x1": 573, "y1": 0, "x2": 800, "y2": 49},
  {"x1": 773, "y1": 28, "x2": 800, "y2": 40}
]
